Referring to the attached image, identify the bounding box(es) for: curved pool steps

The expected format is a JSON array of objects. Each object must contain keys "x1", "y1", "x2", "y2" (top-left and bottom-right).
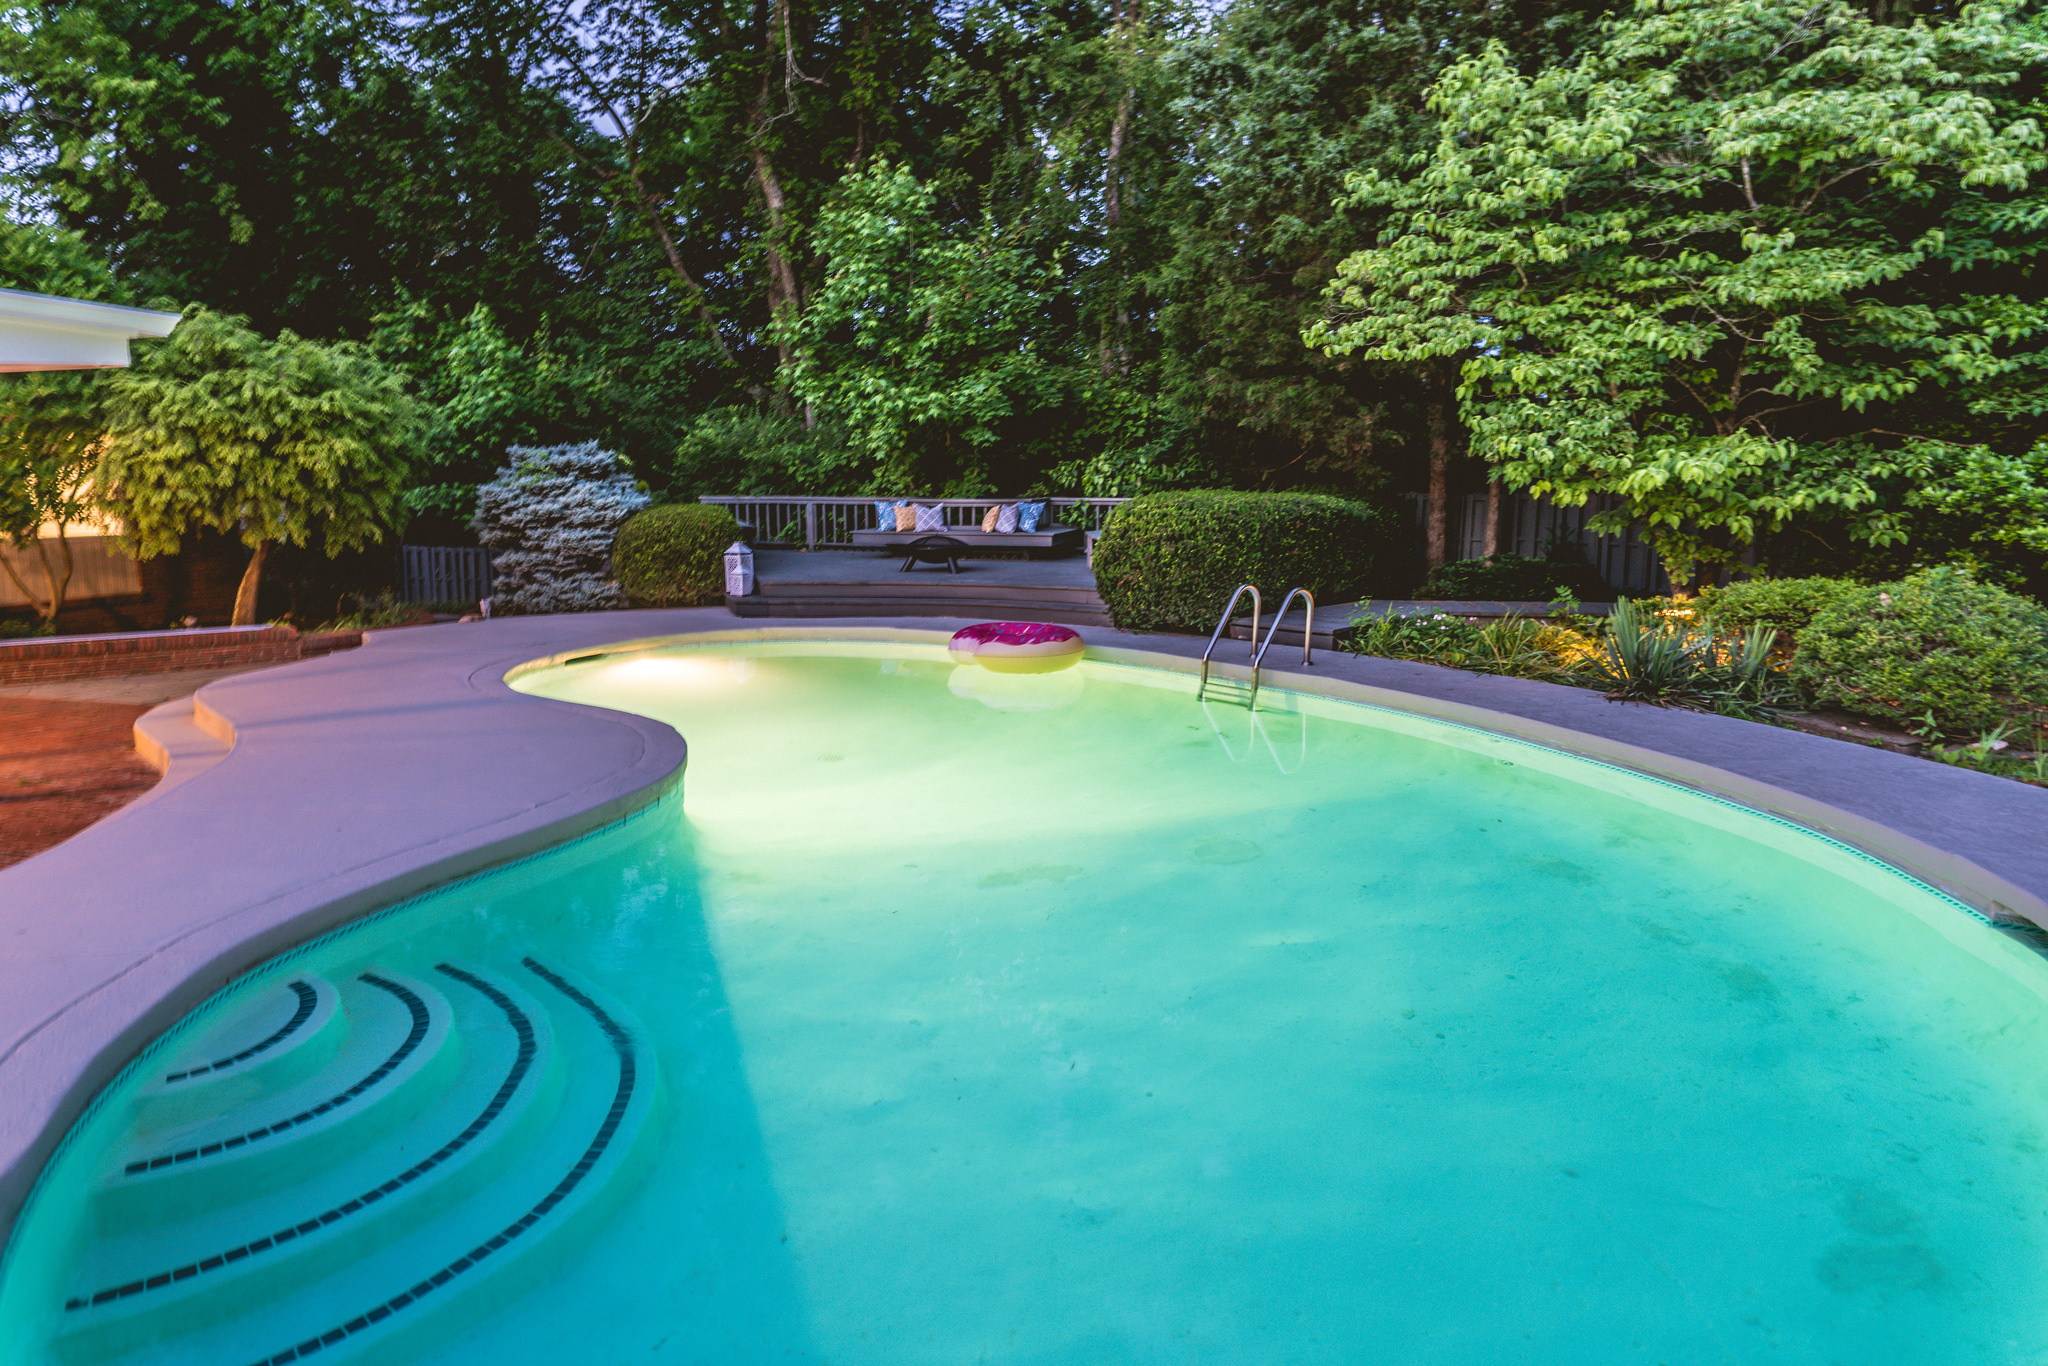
[
  {"x1": 127, "y1": 979, "x2": 348, "y2": 1139},
  {"x1": 51, "y1": 960, "x2": 655, "y2": 1366},
  {"x1": 95, "y1": 972, "x2": 461, "y2": 1231}
]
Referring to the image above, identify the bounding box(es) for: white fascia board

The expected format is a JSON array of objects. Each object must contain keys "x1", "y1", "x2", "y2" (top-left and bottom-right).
[{"x1": 0, "y1": 288, "x2": 182, "y2": 372}]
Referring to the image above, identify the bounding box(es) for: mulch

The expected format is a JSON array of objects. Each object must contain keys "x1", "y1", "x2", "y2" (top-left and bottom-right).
[{"x1": 0, "y1": 698, "x2": 158, "y2": 870}]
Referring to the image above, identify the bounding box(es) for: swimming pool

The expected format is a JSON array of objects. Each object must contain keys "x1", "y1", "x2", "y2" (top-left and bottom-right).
[{"x1": 3, "y1": 638, "x2": 2045, "y2": 1363}]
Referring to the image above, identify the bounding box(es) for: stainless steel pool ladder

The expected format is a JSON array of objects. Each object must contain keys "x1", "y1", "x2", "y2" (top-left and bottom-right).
[
  {"x1": 1198, "y1": 585, "x2": 1260, "y2": 703},
  {"x1": 1199, "y1": 585, "x2": 1316, "y2": 709}
]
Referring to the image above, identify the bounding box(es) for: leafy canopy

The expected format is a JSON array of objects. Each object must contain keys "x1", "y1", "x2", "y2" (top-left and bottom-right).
[
  {"x1": 1309, "y1": 0, "x2": 2048, "y2": 583},
  {"x1": 791, "y1": 160, "x2": 1079, "y2": 494},
  {"x1": 98, "y1": 308, "x2": 419, "y2": 558}
]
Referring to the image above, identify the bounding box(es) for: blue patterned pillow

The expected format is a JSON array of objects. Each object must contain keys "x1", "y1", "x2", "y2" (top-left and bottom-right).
[
  {"x1": 874, "y1": 500, "x2": 901, "y2": 531},
  {"x1": 1017, "y1": 500, "x2": 1047, "y2": 533}
]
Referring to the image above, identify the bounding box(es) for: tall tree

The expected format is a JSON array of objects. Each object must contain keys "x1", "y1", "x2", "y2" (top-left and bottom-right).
[
  {"x1": 1146, "y1": 0, "x2": 1610, "y2": 536},
  {"x1": 0, "y1": 222, "x2": 124, "y2": 628},
  {"x1": 1310, "y1": 0, "x2": 2048, "y2": 585},
  {"x1": 0, "y1": 374, "x2": 105, "y2": 627},
  {"x1": 99, "y1": 309, "x2": 420, "y2": 623},
  {"x1": 792, "y1": 160, "x2": 1076, "y2": 492}
]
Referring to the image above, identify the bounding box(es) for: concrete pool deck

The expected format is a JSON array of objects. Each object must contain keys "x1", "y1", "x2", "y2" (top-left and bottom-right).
[{"x1": 3, "y1": 608, "x2": 2045, "y2": 1251}]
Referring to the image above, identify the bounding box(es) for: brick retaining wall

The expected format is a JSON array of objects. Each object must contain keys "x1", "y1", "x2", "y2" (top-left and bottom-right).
[{"x1": 0, "y1": 626, "x2": 362, "y2": 687}]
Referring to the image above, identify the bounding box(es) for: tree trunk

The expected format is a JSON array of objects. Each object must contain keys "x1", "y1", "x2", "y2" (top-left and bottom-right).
[
  {"x1": 0, "y1": 528, "x2": 74, "y2": 627},
  {"x1": 749, "y1": 0, "x2": 807, "y2": 396},
  {"x1": 1100, "y1": 0, "x2": 1136, "y2": 378},
  {"x1": 1483, "y1": 479, "x2": 1501, "y2": 559},
  {"x1": 748, "y1": 141, "x2": 803, "y2": 379},
  {"x1": 231, "y1": 539, "x2": 269, "y2": 627},
  {"x1": 0, "y1": 545, "x2": 44, "y2": 623},
  {"x1": 1423, "y1": 374, "x2": 1453, "y2": 570}
]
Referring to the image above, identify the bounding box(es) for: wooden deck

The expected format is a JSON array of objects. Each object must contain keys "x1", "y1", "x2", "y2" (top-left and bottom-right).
[{"x1": 728, "y1": 547, "x2": 1112, "y2": 626}]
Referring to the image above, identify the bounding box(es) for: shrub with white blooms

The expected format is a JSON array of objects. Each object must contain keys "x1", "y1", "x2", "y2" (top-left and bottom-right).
[{"x1": 472, "y1": 442, "x2": 650, "y2": 614}]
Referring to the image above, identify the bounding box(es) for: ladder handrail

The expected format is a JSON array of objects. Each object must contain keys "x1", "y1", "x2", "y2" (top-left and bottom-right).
[
  {"x1": 1248, "y1": 587, "x2": 1315, "y2": 710},
  {"x1": 1198, "y1": 584, "x2": 1260, "y2": 700}
]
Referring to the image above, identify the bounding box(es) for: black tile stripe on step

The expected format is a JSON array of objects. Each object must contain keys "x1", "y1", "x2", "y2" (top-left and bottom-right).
[
  {"x1": 164, "y1": 981, "x2": 319, "y2": 1083},
  {"x1": 65, "y1": 965, "x2": 538, "y2": 1313},
  {"x1": 235, "y1": 957, "x2": 639, "y2": 1366},
  {"x1": 126, "y1": 976, "x2": 430, "y2": 1176}
]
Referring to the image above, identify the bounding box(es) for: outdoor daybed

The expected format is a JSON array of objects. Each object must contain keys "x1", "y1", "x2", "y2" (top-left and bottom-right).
[{"x1": 848, "y1": 524, "x2": 1083, "y2": 557}]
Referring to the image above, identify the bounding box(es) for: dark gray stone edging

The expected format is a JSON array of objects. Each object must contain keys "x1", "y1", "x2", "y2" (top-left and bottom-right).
[{"x1": 2, "y1": 608, "x2": 2042, "y2": 1257}]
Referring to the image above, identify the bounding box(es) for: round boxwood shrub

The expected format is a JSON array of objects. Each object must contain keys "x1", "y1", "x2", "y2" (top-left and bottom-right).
[
  {"x1": 1791, "y1": 567, "x2": 2048, "y2": 737},
  {"x1": 613, "y1": 502, "x2": 741, "y2": 607},
  {"x1": 1091, "y1": 490, "x2": 1396, "y2": 633},
  {"x1": 1694, "y1": 575, "x2": 1859, "y2": 639}
]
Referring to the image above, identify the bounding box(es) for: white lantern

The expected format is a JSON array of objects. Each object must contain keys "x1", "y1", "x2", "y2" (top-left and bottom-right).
[{"x1": 723, "y1": 541, "x2": 755, "y2": 597}]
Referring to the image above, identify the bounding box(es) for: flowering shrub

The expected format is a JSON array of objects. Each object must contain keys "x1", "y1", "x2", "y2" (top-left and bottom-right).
[{"x1": 472, "y1": 443, "x2": 650, "y2": 614}]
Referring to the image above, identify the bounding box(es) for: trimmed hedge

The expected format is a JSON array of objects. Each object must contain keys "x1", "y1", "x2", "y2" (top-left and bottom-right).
[
  {"x1": 613, "y1": 502, "x2": 741, "y2": 607},
  {"x1": 1091, "y1": 490, "x2": 1395, "y2": 633},
  {"x1": 1694, "y1": 576, "x2": 1859, "y2": 638},
  {"x1": 1791, "y1": 567, "x2": 2048, "y2": 737},
  {"x1": 1413, "y1": 552, "x2": 1610, "y2": 603}
]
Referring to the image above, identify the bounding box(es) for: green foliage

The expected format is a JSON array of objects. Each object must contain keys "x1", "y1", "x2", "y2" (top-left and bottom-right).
[
  {"x1": 0, "y1": 220, "x2": 120, "y2": 300},
  {"x1": 613, "y1": 503, "x2": 740, "y2": 608},
  {"x1": 1791, "y1": 568, "x2": 2048, "y2": 738},
  {"x1": 651, "y1": 409, "x2": 853, "y2": 501},
  {"x1": 0, "y1": 218, "x2": 128, "y2": 620},
  {"x1": 0, "y1": 369, "x2": 110, "y2": 623},
  {"x1": 1156, "y1": 0, "x2": 1607, "y2": 498},
  {"x1": 1592, "y1": 599, "x2": 1786, "y2": 715},
  {"x1": 0, "y1": 0, "x2": 522, "y2": 338},
  {"x1": 1930, "y1": 743, "x2": 2048, "y2": 787},
  {"x1": 1413, "y1": 552, "x2": 1610, "y2": 603},
  {"x1": 1091, "y1": 489, "x2": 1396, "y2": 632},
  {"x1": 1694, "y1": 576, "x2": 1860, "y2": 639},
  {"x1": 318, "y1": 593, "x2": 430, "y2": 631},
  {"x1": 9, "y1": 0, "x2": 2048, "y2": 576},
  {"x1": 1347, "y1": 609, "x2": 1594, "y2": 683},
  {"x1": 1888, "y1": 441, "x2": 2048, "y2": 601},
  {"x1": 792, "y1": 161, "x2": 1081, "y2": 494},
  {"x1": 370, "y1": 302, "x2": 720, "y2": 531},
  {"x1": 97, "y1": 307, "x2": 418, "y2": 559},
  {"x1": 1311, "y1": 0, "x2": 2048, "y2": 585}
]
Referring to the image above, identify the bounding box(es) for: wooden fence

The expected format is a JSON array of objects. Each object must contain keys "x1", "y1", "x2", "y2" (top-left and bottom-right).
[
  {"x1": 1450, "y1": 489, "x2": 1672, "y2": 596},
  {"x1": 400, "y1": 546, "x2": 493, "y2": 605},
  {"x1": 0, "y1": 535, "x2": 142, "y2": 609}
]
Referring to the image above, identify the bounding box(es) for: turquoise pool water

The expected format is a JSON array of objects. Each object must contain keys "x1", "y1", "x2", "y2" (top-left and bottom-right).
[{"x1": 4, "y1": 640, "x2": 2047, "y2": 1364}]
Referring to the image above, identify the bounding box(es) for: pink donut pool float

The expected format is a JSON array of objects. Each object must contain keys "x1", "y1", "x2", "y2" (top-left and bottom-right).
[{"x1": 947, "y1": 621, "x2": 1085, "y2": 673}]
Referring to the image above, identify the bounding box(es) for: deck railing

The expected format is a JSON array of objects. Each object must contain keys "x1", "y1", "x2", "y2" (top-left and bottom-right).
[{"x1": 696, "y1": 495, "x2": 1129, "y2": 551}]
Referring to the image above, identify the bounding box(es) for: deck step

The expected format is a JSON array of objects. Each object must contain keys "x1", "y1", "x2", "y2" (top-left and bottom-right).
[
  {"x1": 744, "y1": 578, "x2": 1103, "y2": 601},
  {"x1": 1224, "y1": 617, "x2": 1354, "y2": 652},
  {"x1": 730, "y1": 590, "x2": 1112, "y2": 627}
]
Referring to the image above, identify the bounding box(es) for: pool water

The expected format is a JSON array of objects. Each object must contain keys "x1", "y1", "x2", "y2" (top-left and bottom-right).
[{"x1": 4, "y1": 641, "x2": 2047, "y2": 1365}]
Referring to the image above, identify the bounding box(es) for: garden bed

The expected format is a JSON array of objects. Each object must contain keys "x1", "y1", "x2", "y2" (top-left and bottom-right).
[{"x1": 1344, "y1": 570, "x2": 2048, "y2": 790}]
